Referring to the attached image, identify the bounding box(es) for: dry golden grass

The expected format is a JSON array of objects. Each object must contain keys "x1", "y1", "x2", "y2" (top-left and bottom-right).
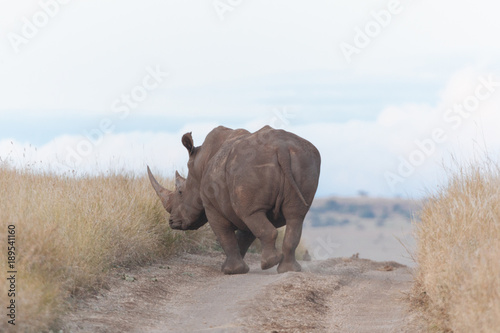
[
  {"x1": 0, "y1": 165, "x2": 214, "y2": 333},
  {"x1": 413, "y1": 161, "x2": 500, "y2": 332}
]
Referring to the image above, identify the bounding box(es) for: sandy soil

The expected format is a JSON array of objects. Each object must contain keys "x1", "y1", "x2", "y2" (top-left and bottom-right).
[
  {"x1": 301, "y1": 223, "x2": 415, "y2": 267},
  {"x1": 60, "y1": 252, "x2": 424, "y2": 333}
]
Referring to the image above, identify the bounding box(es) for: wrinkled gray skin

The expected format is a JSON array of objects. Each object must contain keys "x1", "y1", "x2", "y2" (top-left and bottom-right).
[{"x1": 147, "y1": 126, "x2": 321, "y2": 274}]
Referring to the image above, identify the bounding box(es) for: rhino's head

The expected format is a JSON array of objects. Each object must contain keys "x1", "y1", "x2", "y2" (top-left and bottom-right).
[{"x1": 147, "y1": 133, "x2": 207, "y2": 230}]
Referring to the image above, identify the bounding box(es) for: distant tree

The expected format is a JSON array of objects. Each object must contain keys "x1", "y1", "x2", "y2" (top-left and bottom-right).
[
  {"x1": 357, "y1": 190, "x2": 369, "y2": 197},
  {"x1": 347, "y1": 204, "x2": 358, "y2": 214},
  {"x1": 380, "y1": 207, "x2": 389, "y2": 219},
  {"x1": 324, "y1": 200, "x2": 340, "y2": 211},
  {"x1": 340, "y1": 218, "x2": 350, "y2": 226},
  {"x1": 358, "y1": 206, "x2": 376, "y2": 218},
  {"x1": 393, "y1": 204, "x2": 411, "y2": 219}
]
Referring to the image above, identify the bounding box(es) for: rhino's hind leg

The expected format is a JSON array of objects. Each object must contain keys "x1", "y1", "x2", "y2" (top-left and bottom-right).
[
  {"x1": 242, "y1": 212, "x2": 283, "y2": 270},
  {"x1": 277, "y1": 218, "x2": 303, "y2": 274}
]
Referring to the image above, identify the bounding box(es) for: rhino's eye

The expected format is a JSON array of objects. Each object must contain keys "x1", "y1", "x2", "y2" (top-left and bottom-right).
[{"x1": 178, "y1": 189, "x2": 183, "y2": 195}]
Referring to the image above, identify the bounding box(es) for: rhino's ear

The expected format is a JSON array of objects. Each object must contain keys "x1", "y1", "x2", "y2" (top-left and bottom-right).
[
  {"x1": 175, "y1": 170, "x2": 186, "y2": 190},
  {"x1": 181, "y1": 132, "x2": 195, "y2": 155}
]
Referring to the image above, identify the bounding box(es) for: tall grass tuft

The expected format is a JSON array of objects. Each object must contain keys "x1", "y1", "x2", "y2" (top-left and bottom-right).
[
  {"x1": 413, "y1": 161, "x2": 500, "y2": 332},
  {"x1": 0, "y1": 165, "x2": 213, "y2": 332}
]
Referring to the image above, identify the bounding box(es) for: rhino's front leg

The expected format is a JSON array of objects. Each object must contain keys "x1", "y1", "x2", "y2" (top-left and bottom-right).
[
  {"x1": 206, "y1": 209, "x2": 249, "y2": 275},
  {"x1": 236, "y1": 229, "x2": 256, "y2": 259},
  {"x1": 242, "y1": 211, "x2": 283, "y2": 270}
]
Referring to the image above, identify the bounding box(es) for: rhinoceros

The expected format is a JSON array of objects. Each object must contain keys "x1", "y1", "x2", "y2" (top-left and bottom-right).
[{"x1": 147, "y1": 125, "x2": 320, "y2": 274}]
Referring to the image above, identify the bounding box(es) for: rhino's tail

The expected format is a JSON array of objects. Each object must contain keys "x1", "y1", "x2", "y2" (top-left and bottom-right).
[{"x1": 277, "y1": 148, "x2": 310, "y2": 207}]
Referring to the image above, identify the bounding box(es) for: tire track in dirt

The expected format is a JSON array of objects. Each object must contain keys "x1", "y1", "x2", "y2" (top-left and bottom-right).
[
  {"x1": 61, "y1": 252, "x2": 424, "y2": 332},
  {"x1": 325, "y1": 261, "x2": 419, "y2": 332}
]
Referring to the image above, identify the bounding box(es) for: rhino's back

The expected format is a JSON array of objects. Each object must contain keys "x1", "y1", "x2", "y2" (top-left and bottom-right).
[
  {"x1": 218, "y1": 126, "x2": 320, "y2": 183},
  {"x1": 193, "y1": 126, "x2": 250, "y2": 178},
  {"x1": 201, "y1": 126, "x2": 319, "y2": 216},
  {"x1": 234, "y1": 126, "x2": 320, "y2": 172}
]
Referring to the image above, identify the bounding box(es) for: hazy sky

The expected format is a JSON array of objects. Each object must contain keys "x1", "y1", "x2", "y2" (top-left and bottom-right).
[{"x1": 1, "y1": 0, "x2": 500, "y2": 197}]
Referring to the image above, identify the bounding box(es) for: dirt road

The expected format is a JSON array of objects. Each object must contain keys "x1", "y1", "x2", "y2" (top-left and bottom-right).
[{"x1": 61, "y1": 252, "x2": 423, "y2": 332}]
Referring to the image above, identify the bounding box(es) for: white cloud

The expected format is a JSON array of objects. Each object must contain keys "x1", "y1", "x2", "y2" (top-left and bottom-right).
[
  {"x1": 3, "y1": 68, "x2": 500, "y2": 198},
  {"x1": 2, "y1": 0, "x2": 500, "y2": 197},
  {"x1": 3, "y1": 67, "x2": 500, "y2": 197},
  {"x1": 1, "y1": 0, "x2": 500, "y2": 115}
]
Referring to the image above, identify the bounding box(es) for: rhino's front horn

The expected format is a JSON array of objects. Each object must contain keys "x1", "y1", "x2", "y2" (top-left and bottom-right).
[{"x1": 147, "y1": 166, "x2": 172, "y2": 212}]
